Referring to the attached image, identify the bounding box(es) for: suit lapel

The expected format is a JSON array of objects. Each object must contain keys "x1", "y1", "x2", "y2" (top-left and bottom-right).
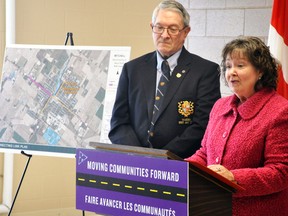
[{"x1": 141, "y1": 53, "x2": 157, "y2": 121}]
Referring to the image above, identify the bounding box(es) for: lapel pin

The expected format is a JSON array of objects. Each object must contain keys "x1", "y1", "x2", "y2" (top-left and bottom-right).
[
  {"x1": 182, "y1": 70, "x2": 186, "y2": 73},
  {"x1": 176, "y1": 73, "x2": 182, "y2": 78}
]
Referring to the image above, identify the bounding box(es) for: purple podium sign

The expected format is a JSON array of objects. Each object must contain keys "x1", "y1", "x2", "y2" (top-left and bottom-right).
[{"x1": 76, "y1": 148, "x2": 189, "y2": 216}]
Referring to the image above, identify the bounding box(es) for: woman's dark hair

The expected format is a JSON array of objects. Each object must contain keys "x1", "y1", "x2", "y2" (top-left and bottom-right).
[{"x1": 221, "y1": 36, "x2": 279, "y2": 91}]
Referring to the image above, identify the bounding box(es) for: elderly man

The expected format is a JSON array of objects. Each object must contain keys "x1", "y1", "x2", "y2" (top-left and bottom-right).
[{"x1": 109, "y1": 0, "x2": 221, "y2": 158}]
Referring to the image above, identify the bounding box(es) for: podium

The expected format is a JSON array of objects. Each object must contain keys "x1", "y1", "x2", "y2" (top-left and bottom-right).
[{"x1": 76, "y1": 143, "x2": 242, "y2": 216}]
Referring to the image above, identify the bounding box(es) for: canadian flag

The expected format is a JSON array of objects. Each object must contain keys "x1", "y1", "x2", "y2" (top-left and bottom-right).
[{"x1": 268, "y1": 0, "x2": 288, "y2": 100}]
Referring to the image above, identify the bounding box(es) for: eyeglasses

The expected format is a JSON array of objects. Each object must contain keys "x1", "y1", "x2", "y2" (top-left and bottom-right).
[{"x1": 152, "y1": 25, "x2": 186, "y2": 36}]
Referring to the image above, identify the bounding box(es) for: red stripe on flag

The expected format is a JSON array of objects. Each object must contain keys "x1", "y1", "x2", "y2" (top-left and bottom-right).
[
  {"x1": 270, "y1": 0, "x2": 288, "y2": 45},
  {"x1": 269, "y1": 0, "x2": 288, "y2": 100}
]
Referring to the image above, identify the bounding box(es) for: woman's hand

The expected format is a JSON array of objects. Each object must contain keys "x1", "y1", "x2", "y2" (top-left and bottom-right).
[{"x1": 208, "y1": 164, "x2": 236, "y2": 183}]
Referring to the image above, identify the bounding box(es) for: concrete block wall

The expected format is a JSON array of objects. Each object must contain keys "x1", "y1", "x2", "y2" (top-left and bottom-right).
[{"x1": 179, "y1": 0, "x2": 273, "y2": 95}]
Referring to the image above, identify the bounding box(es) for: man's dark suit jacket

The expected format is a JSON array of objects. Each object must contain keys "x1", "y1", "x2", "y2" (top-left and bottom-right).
[{"x1": 109, "y1": 47, "x2": 221, "y2": 158}]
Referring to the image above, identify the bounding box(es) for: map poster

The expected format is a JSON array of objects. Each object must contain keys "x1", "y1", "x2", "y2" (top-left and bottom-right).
[
  {"x1": 76, "y1": 148, "x2": 189, "y2": 216},
  {"x1": 0, "y1": 44, "x2": 130, "y2": 156}
]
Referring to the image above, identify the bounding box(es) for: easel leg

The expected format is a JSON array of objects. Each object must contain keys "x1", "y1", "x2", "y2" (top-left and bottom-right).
[{"x1": 8, "y1": 151, "x2": 32, "y2": 216}]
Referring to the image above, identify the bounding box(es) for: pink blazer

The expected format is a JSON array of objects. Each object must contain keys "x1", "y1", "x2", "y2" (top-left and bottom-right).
[{"x1": 186, "y1": 88, "x2": 288, "y2": 216}]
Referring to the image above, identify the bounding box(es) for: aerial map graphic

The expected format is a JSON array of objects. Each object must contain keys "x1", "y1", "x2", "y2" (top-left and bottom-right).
[{"x1": 0, "y1": 45, "x2": 130, "y2": 155}]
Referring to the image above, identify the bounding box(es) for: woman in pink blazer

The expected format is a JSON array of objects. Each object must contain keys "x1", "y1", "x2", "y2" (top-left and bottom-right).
[{"x1": 186, "y1": 36, "x2": 288, "y2": 216}]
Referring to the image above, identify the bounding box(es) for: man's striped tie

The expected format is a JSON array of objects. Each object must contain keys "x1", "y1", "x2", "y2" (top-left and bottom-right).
[{"x1": 147, "y1": 60, "x2": 170, "y2": 146}]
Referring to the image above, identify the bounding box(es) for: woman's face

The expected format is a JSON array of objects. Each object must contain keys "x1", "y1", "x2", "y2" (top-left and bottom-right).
[{"x1": 225, "y1": 51, "x2": 262, "y2": 103}]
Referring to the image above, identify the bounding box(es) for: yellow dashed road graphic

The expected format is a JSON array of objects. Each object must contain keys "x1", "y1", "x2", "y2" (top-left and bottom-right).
[{"x1": 76, "y1": 172, "x2": 187, "y2": 203}]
